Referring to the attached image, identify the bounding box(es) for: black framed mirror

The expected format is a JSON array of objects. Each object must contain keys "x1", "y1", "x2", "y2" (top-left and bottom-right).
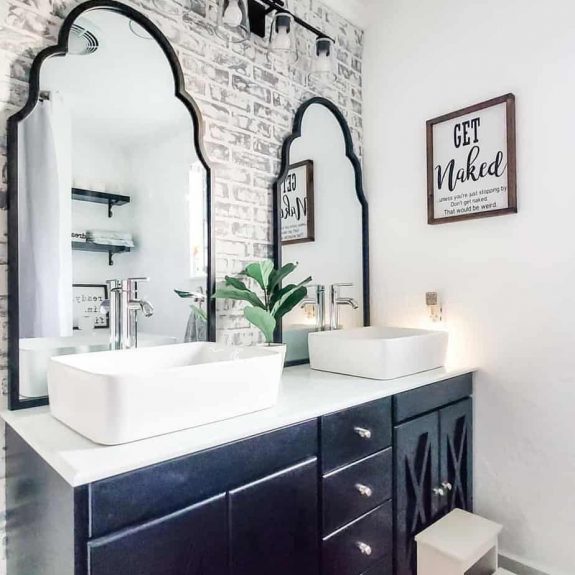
[
  {"x1": 7, "y1": 0, "x2": 215, "y2": 410},
  {"x1": 273, "y1": 97, "x2": 370, "y2": 366}
]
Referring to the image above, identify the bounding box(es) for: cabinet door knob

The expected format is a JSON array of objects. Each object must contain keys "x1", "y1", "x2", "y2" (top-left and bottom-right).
[
  {"x1": 432, "y1": 486, "x2": 446, "y2": 497},
  {"x1": 356, "y1": 542, "x2": 373, "y2": 556},
  {"x1": 353, "y1": 426, "x2": 372, "y2": 439},
  {"x1": 355, "y1": 483, "x2": 373, "y2": 498},
  {"x1": 442, "y1": 481, "x2": 453, "y2": 492}
]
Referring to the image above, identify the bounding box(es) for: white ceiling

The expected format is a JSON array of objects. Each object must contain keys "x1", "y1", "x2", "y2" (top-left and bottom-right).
[{"x1": 321, "y1": 0, "x2": 373, "y2": 29}]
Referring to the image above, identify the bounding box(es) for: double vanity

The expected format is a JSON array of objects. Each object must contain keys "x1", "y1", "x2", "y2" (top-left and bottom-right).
[
  {"x1": 3, "y1": 364, "x2": 473, "y2": 575},
  {"x1": 3, "y1": 1, "x2": 475, "y2": 574}
]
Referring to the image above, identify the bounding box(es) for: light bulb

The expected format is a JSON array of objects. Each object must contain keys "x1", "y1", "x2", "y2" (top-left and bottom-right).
[
  {"x1": 223, "y1": 0, "x2": 243, "y2": 28},
  {"x1": 271, "y1": 28, "x2": 291, "y2": 51}
]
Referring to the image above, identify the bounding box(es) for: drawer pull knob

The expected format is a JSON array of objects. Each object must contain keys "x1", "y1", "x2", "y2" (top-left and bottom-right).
[
  {"x1": 355, "y1": 483, "x2": 373, "y2": 498},
  {"x1": 442, "y1": 481, "x2": 453, "y2": 492},
  {"x1": 356, "y1": 542, "x2": 373, "y2": 556},
  {"x1": 353, "y1": 426, "x2": 372, "y2": 439},
  {"x1": 432, "y1": 486, "x2": 446, "y2": 497}
]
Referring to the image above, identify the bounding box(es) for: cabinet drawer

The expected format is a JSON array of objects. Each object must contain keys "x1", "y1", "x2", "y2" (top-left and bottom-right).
[
  {"x1": 88, "y1": 494, "x2": 227, "y2": 575},
  {"x1": 393, "y1": 373, "x2": 472, "y2": 423},
  {"x1": 89, "y1": 420, "x2": 317, "y2": 538},
  {"x1": 321, "y1": 398, "x2": 391, "y2": 473},
  {"x1": 323, "y1": 501, "x2": 392, "y2": 575},
  {"x1": 323, "y1": 449, "x2": 392, "y2": 534}
]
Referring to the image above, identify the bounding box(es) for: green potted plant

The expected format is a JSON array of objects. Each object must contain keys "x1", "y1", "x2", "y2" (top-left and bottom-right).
[{"x1": 213, "y1": 260, "x2": 311, "y2": 364}]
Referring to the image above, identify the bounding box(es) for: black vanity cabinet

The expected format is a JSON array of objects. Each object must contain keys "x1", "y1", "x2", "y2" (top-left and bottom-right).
[
  {"x1": 6, "y1": 372, "x2": 473, "y2": 575},
  {"x1": 229, "y1": 458, "x2": 319, "y2": 575},
  {"x1": 393, "y1": 375, "x2": 473, "y2": 575},
  {"x1": 89, "y1": 494, "x2": 229, "y2": 575}
]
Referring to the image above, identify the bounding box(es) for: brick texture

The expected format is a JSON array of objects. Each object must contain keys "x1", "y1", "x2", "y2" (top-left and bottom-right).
[{"x1": 0, "y1": 0, "x2": 363, "y2": 569}]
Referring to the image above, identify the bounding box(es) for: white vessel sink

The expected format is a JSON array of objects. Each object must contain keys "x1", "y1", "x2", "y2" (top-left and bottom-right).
[
  {"x1": 19, "y1": 333, "x2": 176, "y2": 398},
  {"x1": 48, "y1": 342, "x2": 283, "y2": 445},
  {"x1": 309, "y1": 326, "x2": 448, "y2": 380}
]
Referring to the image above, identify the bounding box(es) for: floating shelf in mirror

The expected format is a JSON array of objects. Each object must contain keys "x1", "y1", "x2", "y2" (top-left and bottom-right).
[
  {"x1": 71, "y1": 241, "x2": 131, "y2": 266},
  {"x1": 71, "y1": 188, "x2": 131, "y2": 218}
]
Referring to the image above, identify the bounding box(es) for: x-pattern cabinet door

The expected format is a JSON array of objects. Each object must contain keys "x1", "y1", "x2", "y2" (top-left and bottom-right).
[
  {"x1": 394, "y1": 412, "x2": 440, "y2": 575},
  {"x1": 394, "y1": 398, "x2": 473, "y2": 575},
  {"x1": 439, "y1": 398, "x2": 473, "y2": 514}
]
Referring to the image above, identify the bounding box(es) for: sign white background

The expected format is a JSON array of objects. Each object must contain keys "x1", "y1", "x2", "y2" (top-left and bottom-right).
[
  {"x1": 281, "y1": 162, "x2": 313, "y2": 243},
  {"x1": 432, "y1": 101, "x2": 509, "y2": 220}
]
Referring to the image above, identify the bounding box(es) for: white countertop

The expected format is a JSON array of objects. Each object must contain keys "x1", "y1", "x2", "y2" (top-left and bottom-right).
[{"x1": 1, "y1": 365, "x2": 474, "y2": 487}]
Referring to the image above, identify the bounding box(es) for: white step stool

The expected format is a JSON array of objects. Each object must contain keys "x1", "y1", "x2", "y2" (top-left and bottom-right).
[{"x1": 415, "y1": 509, "x2": 515, "y2": 575}]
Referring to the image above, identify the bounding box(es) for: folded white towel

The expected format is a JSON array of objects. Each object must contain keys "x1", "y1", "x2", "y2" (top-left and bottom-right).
[
  {"x1": 89, "y1": 238, "x2": 135, "y2": 248},
  {"x1": 87, "y1": 230, "x2": 133, "y2": 241}
]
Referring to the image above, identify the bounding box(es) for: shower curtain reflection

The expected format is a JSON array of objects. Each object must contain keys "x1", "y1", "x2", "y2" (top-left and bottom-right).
[{"x1": 18, "y1": 93, "x2": 73, "y2": 339}]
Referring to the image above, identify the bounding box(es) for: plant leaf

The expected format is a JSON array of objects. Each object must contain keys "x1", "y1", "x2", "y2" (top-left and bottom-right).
[
  {"x1": 212, "y1": 285, "x2": 265, "y2": 309},
  {"x1": 274, "y1": 286, "x2": 309, "y2": 321},
  {"x1": 244, "y1": 306, "x2": 276, "y2": 343},
  {"x1": 174, "y1": 289, "x2": 194, "y2": 298},
  {"x1": 268, "y1": 262, "x2": 298, "y2": 293},
  {"x1": 189, "y1": 304, "x2": 207, "y2": 322},
  {"x1": 243, "y1": 260, "x2": 274, "y2": 292},
  {"x1": 270, "y1": 276, "x2": 312, "y2": 311},
  {"x1": 224, "y1": 276, "x2": 250, "y2": 292}
]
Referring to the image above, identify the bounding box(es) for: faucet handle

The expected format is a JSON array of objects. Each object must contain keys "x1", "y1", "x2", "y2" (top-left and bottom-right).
[
  {"x1": 331, "y1": 283, "x2": 354, "y2": 297},
  {"x1": 307, "y1": 284, "x2": 325, "y2": 294},
  {"x1": 127, "y1": 277, "x2": 150, "y2": 286}
]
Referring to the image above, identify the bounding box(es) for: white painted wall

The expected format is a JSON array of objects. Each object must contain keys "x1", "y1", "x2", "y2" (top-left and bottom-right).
[
  {"x1": 126, "y1": 125, "x2": 206, "y2": 341},
  {"x1": 363, "y1": 1, "x2": 575, "y2": 573},
  {"x1": 71, "y1": 131, "x2": 133, "y2": 289}
]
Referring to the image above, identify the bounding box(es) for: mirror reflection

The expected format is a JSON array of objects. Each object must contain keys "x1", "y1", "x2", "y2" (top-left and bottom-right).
[
  {"x1": 278, "y1": 101, "x2": 367, "y2": 364},
  {"x1": 17, "y1": 9, "x2": 210, "y2": 400}
]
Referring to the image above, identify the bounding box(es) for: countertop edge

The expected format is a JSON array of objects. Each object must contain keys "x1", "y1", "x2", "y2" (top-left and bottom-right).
[{"x1": 2, "y1": 365, "x2": 476, "y2": 487}]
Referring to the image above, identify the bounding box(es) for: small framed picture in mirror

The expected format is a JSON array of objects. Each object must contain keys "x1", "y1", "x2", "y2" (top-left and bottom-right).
[
  {"x1": 281, "y1": 160, "x2": 315, "y2": 245},
  {"x1": 73, "y1": 284, "x2": 109, "y2": 331}
]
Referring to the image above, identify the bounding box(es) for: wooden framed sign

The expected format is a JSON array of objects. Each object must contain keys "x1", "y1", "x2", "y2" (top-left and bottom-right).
[
  {"x1": 427, "y1": 93, "x2": 517, "y2": 224},
  {"x1": 280, "y1": 160, "x2": 315, "y2": 245}
]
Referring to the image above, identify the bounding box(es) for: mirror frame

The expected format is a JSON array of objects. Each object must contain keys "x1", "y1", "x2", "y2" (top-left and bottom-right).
[
  {"x1": 7, "y1": 0, "x2": 216, "y2": 410},
  {"x1": 272, "y1": 97, "x2": 370, "y2": 366}
]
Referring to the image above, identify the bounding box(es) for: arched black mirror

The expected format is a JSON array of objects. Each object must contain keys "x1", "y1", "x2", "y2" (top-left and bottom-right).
[
  {"x1": 273, "y1": 97, "x2": 369, "y2": 366},
  {"x1": 7, "y1": 0, "x2": 215, "y2": 410}
]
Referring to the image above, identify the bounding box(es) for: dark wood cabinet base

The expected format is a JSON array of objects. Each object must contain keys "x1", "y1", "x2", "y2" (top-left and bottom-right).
[{"x1": 6, "y1": 373, "x2": 473, "y2": 575}]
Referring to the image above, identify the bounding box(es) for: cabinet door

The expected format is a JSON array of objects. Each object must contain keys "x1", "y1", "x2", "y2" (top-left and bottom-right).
[
  {"x1": 88, "y1": 493, "x2": 227, "y2": 575},
  {"x1": 439, "y1": 398, "x2": 473, "y2": 514},
  {"x1": 229, "y1": 458, "x2": 318, "y2": 575},
  {"x1": 394, "y1": 412, "x2": 440, "y2": 575}
]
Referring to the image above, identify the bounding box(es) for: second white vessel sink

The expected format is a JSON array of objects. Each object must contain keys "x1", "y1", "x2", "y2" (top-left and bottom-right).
[
  {"x1": 48, "y1": 342, "x2": 283, "y2": 445},
  {"x1": 308, "y1": 326, "x2": 448, "y2": 380}
]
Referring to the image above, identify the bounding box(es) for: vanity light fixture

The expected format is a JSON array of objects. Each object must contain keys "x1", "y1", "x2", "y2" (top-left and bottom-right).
[
  {"x1": 309, "y1": 37, "x2": 338, "y2": 84},
  {"x1": 217, "y1": 0, "x2": 335, "y2": 78},
  {"x1": 217, "y1": 0, "x2": 250, "y2": 43},
  {"x1": 268, "y1": 11, "x2": 298, "y2": 63}
]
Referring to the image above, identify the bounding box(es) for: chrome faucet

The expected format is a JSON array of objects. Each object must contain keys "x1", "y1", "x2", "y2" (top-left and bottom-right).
[
  {"x1": 329, "y1": 283, "x2": 359, "y2": 330},
  {"x1": 300, "y1": 284, "x2": 326, "y2": 331},
  {"x1": 102, "y1": 277, "x2": 154, "y2": 350}
]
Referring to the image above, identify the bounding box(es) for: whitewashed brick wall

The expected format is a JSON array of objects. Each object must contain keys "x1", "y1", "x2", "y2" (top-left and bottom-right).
[{"x1": 0, "y1": 0, "x2": 363, "y2": 570}]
